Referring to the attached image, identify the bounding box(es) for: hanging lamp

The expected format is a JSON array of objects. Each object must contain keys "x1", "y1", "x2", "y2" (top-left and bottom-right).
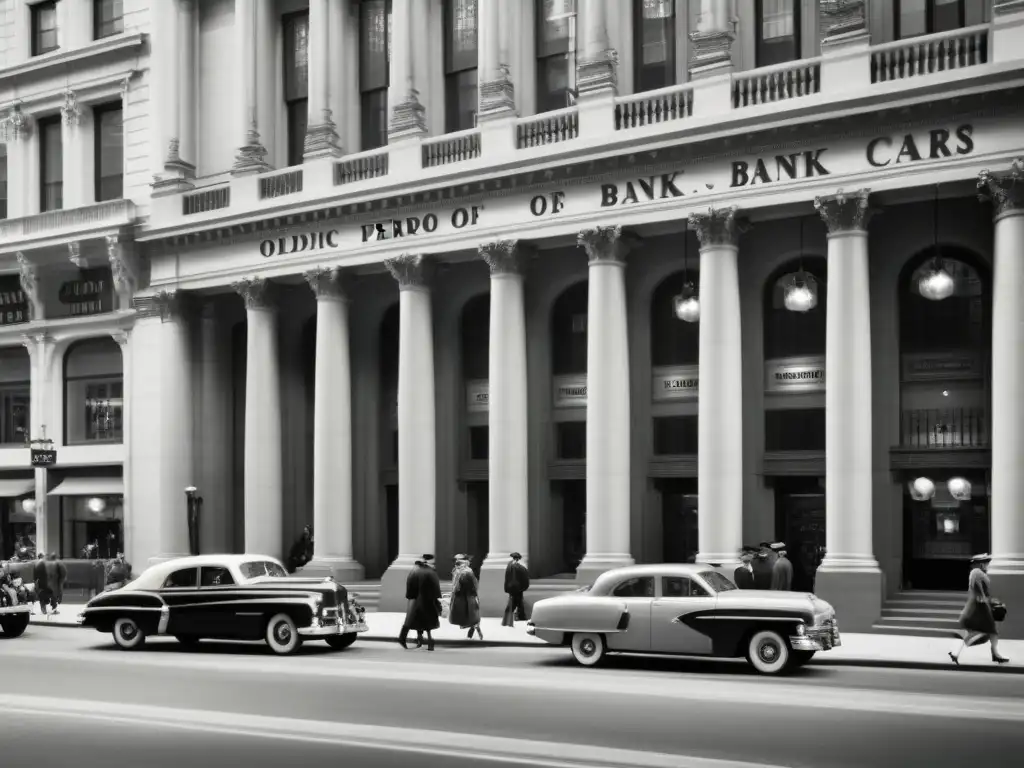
[
  {"x1": 918, "y1": 185, "x2": 955, "y2": 301},
  {"x1": 783, "y1": 216, "x2": 818, "y2": 312},
  {"x1": 673, "y1": 229, "x2": 700, "y2": 323}
]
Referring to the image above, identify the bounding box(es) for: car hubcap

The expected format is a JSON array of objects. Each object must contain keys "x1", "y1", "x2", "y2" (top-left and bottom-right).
[
  {"x1": 759, "y1": 641, "x2": 779, "y2": 663},
  {"x1": 120, "y1": 624, "x2": 136, "y2": 640},
  {"x1": 580, "y1": 639, "x2": 595, "y2": 656},
  {"x1": 275, "y1": 623, "x2": 292, "y2": 644}
]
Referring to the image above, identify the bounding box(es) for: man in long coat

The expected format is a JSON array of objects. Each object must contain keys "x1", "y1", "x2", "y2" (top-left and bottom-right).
[
  {"x1": 733, "y1": 546, "x2": 757, "y2": 589},
  {"x1": 398, "y1": 554, "x2": 442, "y2": 651},
  {"x1": 502, "y1": 552, "x2": 530, "y2": 626},
  {"x1": 751, "y1": 542, "x2": 775, "y2": 590},
  {"x1": 770, "y1": 542, "x2": 794, "y2": 591}
]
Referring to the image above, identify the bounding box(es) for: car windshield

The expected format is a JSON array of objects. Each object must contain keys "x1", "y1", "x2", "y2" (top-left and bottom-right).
[
  {"x1": 700, "y1": 571, "x2": 737, "y2": 593},
  {"x1": 239, "y1": 561, "x2": 288, "y2": 580}
]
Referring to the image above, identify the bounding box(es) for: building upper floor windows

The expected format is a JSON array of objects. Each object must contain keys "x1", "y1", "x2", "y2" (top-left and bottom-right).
[
  {"x1": 896, "y1": 0, "x2": 981, "y2": 39},
  {"x1": 756, "y1": 0, "x2": 800, "y2": 68},
  {"x1": 537, "y1": 0, "x2": 574, "y2": 113},
  {"x1": 283, "y1": 10, "x2": 310, "y2": 167},
  {"x1": 360, "y1": 0, "x2": 392, "y2": 151},
  {"x1": 0, "y1": 144, "x2": 7, "y2": 221},
  {"x1": 39, "y1": 116, "x2": 63, "y2": 213},
  {"x1": 634, "y1": 0, "x2": 676, "y2": 93},
  {"x1": 0, "y1": 347, "x2": 30, "y2": 446},
  {"x1": 94, "y1": 103, "x2": 124, "y2": 202},
  {"x1": 443, "y1": 0, "x2": 478, "y2": 133},
  {"x1": 94, "y1": 0, "x2": 124, "y2": 39},
  {"x1": 32, "y1": 0, "x2": 60, "y2": 56},
  {"x1": 64, "y1": 337, "x2": 124, "y2": 445}
]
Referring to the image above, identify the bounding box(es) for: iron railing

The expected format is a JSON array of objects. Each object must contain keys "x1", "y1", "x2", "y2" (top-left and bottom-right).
[{"x1": 901, "y1": 407, "x2": 988, "y2": 448}]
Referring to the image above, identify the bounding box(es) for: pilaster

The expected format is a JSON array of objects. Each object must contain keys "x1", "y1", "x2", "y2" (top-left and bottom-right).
[
  {"x1": 233, "y1": 0, "x2": 271, "y2": 175},
  {"x1": 304, "y1": 0, "x2": 341, "y2": 160}
]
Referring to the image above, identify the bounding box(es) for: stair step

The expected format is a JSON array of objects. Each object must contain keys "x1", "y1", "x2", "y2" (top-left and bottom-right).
[
  {"x1": 893, "y1": 591, "x2": 963, "y2": 600},
  {"x1": 870, "y1": 624, "x2": 962, "y2": 639},
  {"x1": 876, "y1": 615, "x2": 960, "y2": 626},
  {"x1": 886, "y1": 598, "x2": 963, "y2": 608},
  {"x1": 881, "y1": 608, "x2": 961, "y2": 619}
]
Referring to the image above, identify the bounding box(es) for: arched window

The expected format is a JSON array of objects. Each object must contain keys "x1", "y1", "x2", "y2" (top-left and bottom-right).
[
  {"x1": 64, "y1": 337, "x2": 123, "y2": 444},
  {"x1": 460, "y1": 294, "x2": 490, "y2": 461},
  {"x1": 0, "y1": 346, "x2": 30, "y2": 445},
  {"x1": 763, "y1": 256, "x2": 827, "y2": 360}
]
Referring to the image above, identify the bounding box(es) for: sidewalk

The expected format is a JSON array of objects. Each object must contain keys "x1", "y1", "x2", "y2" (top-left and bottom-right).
[{"x1": 29, "y1": 605, "x2": 1024, "y2": 673}]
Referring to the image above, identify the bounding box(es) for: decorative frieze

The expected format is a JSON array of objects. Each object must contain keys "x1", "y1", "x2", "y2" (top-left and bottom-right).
[
  {"x1": 16, "y1": 253, "x2": 39, "y2": 321},
  {"x1": 233, "y1": 276, "x2": 274, "y2": 309},
  {"x1": 388, "y1": 90, "x2": 427, "y2": 139},
  {"x1": 577, "y1": 226, "x2": 639, "y2": 264},
  {"x1": 688, "y1": 207, "x2": 746, "y2": 248},
  {"x1": 814, "y1": 188, "x2": 872, "y2": 233},
  {"x1": 479, "y1": 240, "x2": 528, "y2": 276},
  {"x1": 977, "y1": 158, "x2": 1024, "y2": 217},
  {"x1": 385, "y1": 254, "x2": 432, "y2": 289},
  {"x1": 304, "y1": 266, "x2": 349, "y2": 300},
  {"x1": 107, "y1": 235, "x2": 141, "y2": 300}
]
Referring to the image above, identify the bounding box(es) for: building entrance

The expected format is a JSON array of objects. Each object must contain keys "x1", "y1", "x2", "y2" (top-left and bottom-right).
[
  {"x1": 774, "y1": 479, "x2": 826, "y2": 593},
  {"x1": 656, "y1": 478, "x2": 698, "y2": 563},
  {"x1": 465, "y1": 481, "x2": 489, "y2": 575},
  {"x1": 552, "y1": 480, "x2": 585, "y2": 574}
]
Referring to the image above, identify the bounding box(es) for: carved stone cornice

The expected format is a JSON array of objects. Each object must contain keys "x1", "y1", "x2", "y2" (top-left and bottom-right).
[
  {"x1": 820, "y1": 0, "x2": 868, "y2": 44},
  {"x1": 153, "y1": 290, "x2": 188, "y2": 323},
  {"x1": 688, "y1": 29, "x2": 734, "y2": 79},
  {"x1": 977, "y1": 158, "x2": 1024, "y2": 218},
  {"x1": 107, "y1": 235, "x2": 141, "y2": 299},
  {"x1": 233, "y1": 277, "x2": 274, "y2": 309},
  {"x1": 16, "y1": 252, "x2": 39, "y2": 320},
  {"x1": 384, "y1": 254, "x2": 432, "y2": 290},
  {"x1": 814, "y1": 188, "x2": 872, "y2": 234},
  {"x1": 576, "y1": 50, "x2": 618, "y2": 100},
  {"x1": 688, "y1": 207, "x2": 747, "y2": 249},
  {"x1": 577, "y1": 226, "x2": 640, "y2": 264},
  {"x1": 304, "y1": 266, "x2": 349, "y2": 300},
  {"x1": 388, "y1": 90, "x2": 427, "y2": 139},
  {"x1": 478, "y1": 65, "x2": 516, "y2": 121},
  {"x1": 479, "y1": 240, "x2": 529, "y2": 276}
]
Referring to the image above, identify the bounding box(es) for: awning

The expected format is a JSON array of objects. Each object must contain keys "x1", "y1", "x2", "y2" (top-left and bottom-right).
[
  {"x1": 48, "y1": 477, "x2": 124, "y2": 496},
  {"x1": 0, "y1": 479, "x2": 35, "y2": 498}
]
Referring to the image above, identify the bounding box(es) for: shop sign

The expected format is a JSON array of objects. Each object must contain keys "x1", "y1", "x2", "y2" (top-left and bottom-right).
[
  {"x1": 765, "y1": 357, "x2": 826, "y2": 393},
  {"x1": 0, "y1": 275, "x2": 28, "y2": 326},
  {"x1": 553, "y1": 375, "x2": 587, "y2": 408},
  {"x1": 466, "y1": 380, "x2": 489, "y2": 413},
  {"x1": 651, "y1": 366, "x2": 699, "y2": 401},
  {"x1": 30, "y1": 449, "x2": 57, "y2": 467},
  {"x1": 901, "y1": 353, "x2": 980, "y2": 382},
  {"x1": 58, "y1": 267, "x2": 114, "y2": 317}
]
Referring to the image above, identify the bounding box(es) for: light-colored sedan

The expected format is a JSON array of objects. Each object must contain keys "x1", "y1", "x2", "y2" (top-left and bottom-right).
[{"x1": 526, "y1": 563, "x2": 840, "y2": 675}]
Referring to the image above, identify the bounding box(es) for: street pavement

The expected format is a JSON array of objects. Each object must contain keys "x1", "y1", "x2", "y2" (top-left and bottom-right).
[{"x1": 2, "y1": 624, "x2": 1023, "y2": 767}]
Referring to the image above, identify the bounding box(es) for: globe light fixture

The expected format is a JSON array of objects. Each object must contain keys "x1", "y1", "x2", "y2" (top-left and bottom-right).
[
  {"x1": 21, "y1": 497, "x2": 36, "y2": 514},
  {"x1": 784, "y1": 280, "x2": 817, "y2": 312},
  {"x1": 918, "y1": 265, "x2": 955, "y2": 301},
  {"x1": 948, "y1": 477, "x2": 972, "y2": 501},
  {"x1": 910, "y1": 476, "x2": 936, "y2": 501},
  {"x1": 87, "y1": 496, "x2": 107, "y2": 514},
  {"x1": 942, "y1": 518, "x2": 957, "y2": 535},
  {"x1": 673, "y1": 289, "x2": 700, "y2": 323}
]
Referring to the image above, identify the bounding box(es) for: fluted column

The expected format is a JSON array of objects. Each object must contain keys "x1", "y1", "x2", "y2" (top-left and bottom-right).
[
  {"x1": 813, "y1": 189, "x2": 881, "y2": 629},
  {"x1": 302, "y1": 267, "x2": 364, "y2": 582},
  {"x1": 689, "y1": 0, "x2": 734, "y2": 79},
  {"x1": 478, "y1": 241, "x2": 530, "y2": 611},
  {"x1": 576, "y1": 0, "x2": 616, "y2": 99},
  {"x1": 378, "y1": 255, "x2": 436, "y2": 610},
  {"x1": 388, "y1": 0, "x2": 426, "y2": 139},
  {"x1": 233, "y1": 277, "x2": 283, "y2": 557},
  {"x1": 233, "y1": 0, "x2": 270, "y2": 174},
  {"x1": 21, "y1": 333, "x2": 55, "y2": 557},
  {"x1": 689, "y1": 208, "x2": 744, "y2": 565},
  {"x1": 304, "y1": 0, "x2": 341, "y2": 160},
  {"x1": 478, "y1": 0, "x2": 515, "y2": 119},
  {"x1": 576, "y1": 226, "x2": 636, "y2": 581},
  {"x1": 979, "y1": 161, "x2": 1024, "y2": 637}
]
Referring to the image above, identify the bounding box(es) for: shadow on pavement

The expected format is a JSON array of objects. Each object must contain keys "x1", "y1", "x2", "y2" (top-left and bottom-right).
[{"x1": 534, "y1": 651, "x2": 833, "y2": 679}]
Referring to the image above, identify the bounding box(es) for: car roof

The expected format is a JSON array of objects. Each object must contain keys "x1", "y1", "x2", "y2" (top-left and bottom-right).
[
  {"x1": 591, "y1": 563, "x2": 718, "y2": 589},
  {"x1": 126, "y1": 554, "x2": 284, "y2": 590}
]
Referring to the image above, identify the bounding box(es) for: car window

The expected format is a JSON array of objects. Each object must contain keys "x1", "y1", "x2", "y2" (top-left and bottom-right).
[
  {"x1": 200, "y1": 566, "x2": 235, "y2": 587},
  {"x1": 162, "y1": 568, "x2": 198, "y2": 588},
  {"x1": 239, "y1": 561, "x2": 288, "y2": 580},
  {"x1": 611, "y1": 577, "x2": 655, "y2": 598},
  {"x1": 700, "y1": 571, "x2": 738, "y2": 593},
  {"x1": 662, "y1": 576, "x2": 710, "y2": 598}
]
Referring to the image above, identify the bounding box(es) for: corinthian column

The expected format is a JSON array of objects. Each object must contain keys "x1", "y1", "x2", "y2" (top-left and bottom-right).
[
  {"x1": 813, "y1": 188, "x2": 881, "y2": 630},
  {"x1": 304, "y1": 0, "x2": 341, "y2": 160},
  {"x1": 378, "y1": 255, "x2": 436, "y2": 611},
  {"x1": 478, "y1": 241, "x2": 530, "y2": 613},
  {"x1": 979, "y1": 160, "x2": 1024, "y2": 637},
  {"x1": 689, "y1": 208, "x2": 744, "y2": 566},
  {"x1": 478, "y1": 0, "x2": 515, "y2": 119},
  {"x1": 302, "y1": 267, "x2": 363, "y2": 582},
  {"x1": 576, "y1": 0, "x2": 617, "y2": 99},
  {"x1": 388, "y1": 0, "x2": 427, "y2": 139},
  {"x1": 233, "y1": 277, "x2": 283, "y2": 557},
  {"x1": 576, "y1": 226, "x2": 637, "y2": 582},
  {"x1": 233, "y1": 0, "x2": 270, "y2": 174}
]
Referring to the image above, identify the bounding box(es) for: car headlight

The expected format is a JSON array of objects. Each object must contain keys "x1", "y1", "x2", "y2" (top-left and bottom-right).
[{"x1": 795, "y1": 623, "x2": 806, "y2": 636}]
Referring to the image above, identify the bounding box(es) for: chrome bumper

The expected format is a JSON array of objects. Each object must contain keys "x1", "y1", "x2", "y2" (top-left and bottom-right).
[
  {"x1": 299, "y1": 620, "x2": 369, "y2": 637},
  {"x1": 526, "y1": 621, "x2": 536, "y2": 636},
  {"x1": 790, "y1": 622, "x2": 841, "y2": 652}
]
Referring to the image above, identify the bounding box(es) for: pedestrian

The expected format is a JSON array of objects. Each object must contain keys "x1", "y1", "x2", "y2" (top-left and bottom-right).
[
  {"x1": 398, "y1": 554, "x2": 442, "y2": 651},
  {"x1": 502, "y1": 552, "x2": 530, "y2": 627},
  {"x1": 733, "y1": 545, "x2": 757, "y2": 589},
  {"x1": 770, "y1": 542, "x2": 793, "y2": 591},
  {"x1": 949, "y1": 554, "x2": 1009, "y2": 666},
  {"x1": 104, "y1": 552, "x2": 132, "y2": 592},
  {"x1": 751, "y1": 542, "x2": 775, "y2": 590},
  {"x1": 449, "y1": 554, "x2": 482, "y2": 640},
  {"x1": 34, "y1": 552, "x2": 64, "y2": 615}
]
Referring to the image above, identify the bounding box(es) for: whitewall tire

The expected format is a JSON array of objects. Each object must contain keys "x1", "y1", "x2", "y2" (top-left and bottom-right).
[
  {"x1": 747, "y1": 629, "x2": 790, "y2": 675},
  {"x1": 112, "y1": 617, "x2": 146, "y2": 650},
  {"x1": 570, "y1": 632, "x2": 606, "y2": 667},
  {"x1": 265, "y1": 613, "x2": 301, "y2": 655}
]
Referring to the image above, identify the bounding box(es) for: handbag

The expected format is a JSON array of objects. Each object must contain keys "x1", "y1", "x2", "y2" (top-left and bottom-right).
[{"x1": 991, "y1": 599, "x2": 1007, "y2": 623}]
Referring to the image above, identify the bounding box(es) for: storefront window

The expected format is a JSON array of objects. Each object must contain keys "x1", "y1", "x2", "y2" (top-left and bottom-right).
[
  {"x1": 61, "y1": 495, "x2": 124, "y2": 559},
  {"x1": 64, "y1": 337, "x2": 124, "y2": 444},
  {"x1": 0, "y1": 346, "x2": 31, "y2": 446},
  {"x1": 1, "y1": 499, "x2": 35, "y2": 559}
]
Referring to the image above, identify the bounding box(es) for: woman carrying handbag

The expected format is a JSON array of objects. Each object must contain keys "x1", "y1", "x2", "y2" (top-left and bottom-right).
[
  {"x1": 949, "y1": 553, "x2": 1010, "y2": 665},
  {"x1": 449, "y1": 555, "x2": 482, "y2": 640}
]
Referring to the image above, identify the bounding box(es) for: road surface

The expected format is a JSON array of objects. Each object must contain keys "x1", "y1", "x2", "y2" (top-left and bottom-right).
[{"x1": 2, "y1": 625, "x2": 1022, "y2": 767}]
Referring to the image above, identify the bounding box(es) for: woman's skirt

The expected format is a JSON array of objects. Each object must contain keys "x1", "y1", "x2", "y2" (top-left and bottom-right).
[
  {"x1": 959, "y1": 598, "x2": 997, "y2": 635},
  {"x1": 449, "y1": 592, "x2": 480, "y2": 628}
]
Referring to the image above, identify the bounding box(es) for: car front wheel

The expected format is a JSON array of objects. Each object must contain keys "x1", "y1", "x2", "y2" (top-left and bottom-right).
[
  {"x1": 112, "y1": 617, "x2": 146, "y2": 650},
  {"x1": 265, "y1": 613, "x2": 301, "y2": 655},
  {"x1": 570, "y1": 632, "x2": 606, "y2": 667},
  {"x1": 325, "y1": 633, "x2": 357, "y2": 651},
  {"x1": 746, "y1": 629, "x2": 790, "y2": 675},
  {"x1": 0, "y1": 614, "x2": 29, "y2": 638}
]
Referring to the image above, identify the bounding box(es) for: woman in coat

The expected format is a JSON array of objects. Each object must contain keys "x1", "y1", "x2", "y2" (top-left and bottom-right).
[
  {"x1": 449, "y1": 555, "x2": 482, "y2": 640},
  {"x1": 401, "y1": 555, "x2": 442, "y2": 651},
  {"x1": 949, "y1": 553, "x2": 1009, "y2": 665}
]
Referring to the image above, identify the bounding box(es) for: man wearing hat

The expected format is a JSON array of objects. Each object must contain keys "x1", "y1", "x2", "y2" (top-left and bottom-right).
[
  {"x1": 502, "y1": 552, "x2": 530, "y2": 627},
  {"x1": 733, "y1": 546, "x2": 757, "y2": 589},
  {"x1": 751, "y1": 542, "x2": 775, "y2": 590},
  {"x1": 398, "y1": 554, "x2": 442, "y2": 651},
  {"x1": 770, "y1": 542, "x2": 793, "y2": 591}
]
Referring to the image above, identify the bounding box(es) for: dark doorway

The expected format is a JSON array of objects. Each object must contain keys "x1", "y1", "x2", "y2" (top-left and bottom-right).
[
  {"x1": 466, "y1": 481, "x2": 489, "y2": 576},
  {"x1": 553, "y1": 480, "x2": 586, "y2": 574},
  {"x1": 657, "y1": 478, "x2": 698, "y2": 563},
  {"x1": 774, "y1": 478, "x2": 826, "y2": 593},
  {"x1": 384, "y1": 484, "x2": 398, "y2": 567}
]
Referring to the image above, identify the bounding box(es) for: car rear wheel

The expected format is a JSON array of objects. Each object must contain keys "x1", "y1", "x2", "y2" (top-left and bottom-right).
[
  {"x1": 112, "y1": 617, "x2": 146, "y2": 650},
  {"x1": 746, "y1": 629, "x2": 790, "y2": 675},
  {"x1": 325, "y1": 633, "x2": 357, "y2": 651},
  {"x1": 265, "y1": 613, "x2": 301, "y2": 655},
  {"x1": 570, "y1": 632, "x2": 606, "y2": 667},
  {"x1": 0, "y1": 614, "x2": 29, "y2": 638}
]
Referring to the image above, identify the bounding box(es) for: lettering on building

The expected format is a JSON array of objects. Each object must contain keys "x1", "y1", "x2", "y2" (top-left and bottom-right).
[
  {"x1": 600, "y1": 173, "x2": 685, "y2": 207},
  {"x1": 529, "y1": 191, "x2": 566, "y2": 217},
  {"x1": 652, "y1": 366, "x2": 699, "y2": 401},
  {"x1": 764, "y1": 357, "x2": 826, "y2": 393},
  {"x1": 58, "y1": 277, "x2": 111, "y2": 317},
  {"x1": 466, "y1": 380, "x2": 489, "y2": 413},
  {"x1": 361, "y1": 205, "x2": 483, "y2": 242},
  {"x1": 553, "y1": 375, "x2": 588, "y2": 408},
  {"x1": 730, "y1": 151, "x2": 829, "y2": 188},
  {"x1": 260, "y1": 230, "x2": 340, "y2": 258},
  {"x1": 866, "y1": 125, "x2": 974, "y2": 168},
  {"x1": 0, "y1": 287, "x2": 28, "y2": 326}
]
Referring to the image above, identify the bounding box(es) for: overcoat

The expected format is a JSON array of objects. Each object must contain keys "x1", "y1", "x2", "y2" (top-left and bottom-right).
[
  {"x1": 733, "y1": 565, "x2": 756, "y2": 589},
  {"x1": 771, "y1": 557, "x2": 793, "y2": 591},
  {"x1": 959, "y1": 567, "x2": 997, "y2": 636},
  {"x1": 404, "y1": 563, "x2": 442, "y2": 631},
  {"x1": 449, "y1": 567, "x2": 481, "y2": 628}
]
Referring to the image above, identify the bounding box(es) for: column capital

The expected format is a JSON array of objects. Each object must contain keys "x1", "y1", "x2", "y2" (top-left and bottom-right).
[
  {"x1": 688, "y1": 207, "x2": 747, "y2": 249},
  {"x1": 978, "y1": 159, "x2": 1024, "y2": 218},
  {"x1": 107, "y1": 235, "x2": 141, "y2": 300},
  {"x1": 479, "y1": 240, "x2": 530, "y2": 275},
  {"x1": 0, "y1": 104, "x2": 31, "y2": 141},
  {"x1": 112, "y1": 330, "x2": 131, "y2": 348},
  {"x1": 385, "y1": 254, "x2": 433, "y2": 290},
  {"x1": 20, "y1": 332, "x2": 53, "y2": 358},
  {"x1": 233, "y1": 276, "x2": 275, "y2": 310},
  {"x1": 814, "y1": 188, "x2": 872, "y2": 234},
  {"x1": 388, "y1": 90, "x2": 427, "y2": 139},
  {"x1": 68, "y1": 242, "x2": 86, "y2": 268},
  {"x1": 61, "y1": 88, "x2": 83, "y2": 127},
  {"x1": 154, "y1": 290, "x2": 190, "y2": 323},
  {"x1": 304, "y1": 266, "x2": 349, "y2": 300},
  {"x1": 577, "y1": 226, "x2": 640, "y2": 264}
]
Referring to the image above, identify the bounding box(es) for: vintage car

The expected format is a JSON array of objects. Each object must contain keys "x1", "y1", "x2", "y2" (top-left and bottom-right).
[
  {"x1": 77, "y1": 554, "x2": 368, "y2": 655},
  {"x1": 0, "y1": 567, "x2": 31, "y2": 638},
  {"x1": 526, "y1": 563, "x2": 840, "y2": 675}
]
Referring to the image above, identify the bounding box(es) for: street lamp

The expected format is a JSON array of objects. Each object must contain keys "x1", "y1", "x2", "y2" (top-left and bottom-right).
[{"x1": 185, "y1": 486, "x2": 202, "y2": 556}]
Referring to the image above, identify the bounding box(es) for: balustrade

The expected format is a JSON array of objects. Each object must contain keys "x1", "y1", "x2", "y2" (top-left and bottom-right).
[
  {"x1": 901, "y1": 408, "x2": 988, "y2": 449},
  {"x1": 871, "y1": 26, "x2": 989, "y2": 84}
]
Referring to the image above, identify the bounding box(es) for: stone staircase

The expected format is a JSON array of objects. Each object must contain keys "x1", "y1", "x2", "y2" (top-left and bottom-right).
[
  {"x1": 341, "y1": 578, "x2": 580, "y2": 613},
  {"x1": 872, "y1": 590, "x2": 964, "y2": 638}
]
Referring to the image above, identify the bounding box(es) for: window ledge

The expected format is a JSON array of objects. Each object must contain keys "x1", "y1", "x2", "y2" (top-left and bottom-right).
[
  {"x1": 0, "y1": 199, "x2": 136, "y2": 255},
  {"x1": 0, "y1": 309, "x2": 135, "y2": 347},
  {"x1": 0, "y1": 32, "x2": 145, "y2": 84}
]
